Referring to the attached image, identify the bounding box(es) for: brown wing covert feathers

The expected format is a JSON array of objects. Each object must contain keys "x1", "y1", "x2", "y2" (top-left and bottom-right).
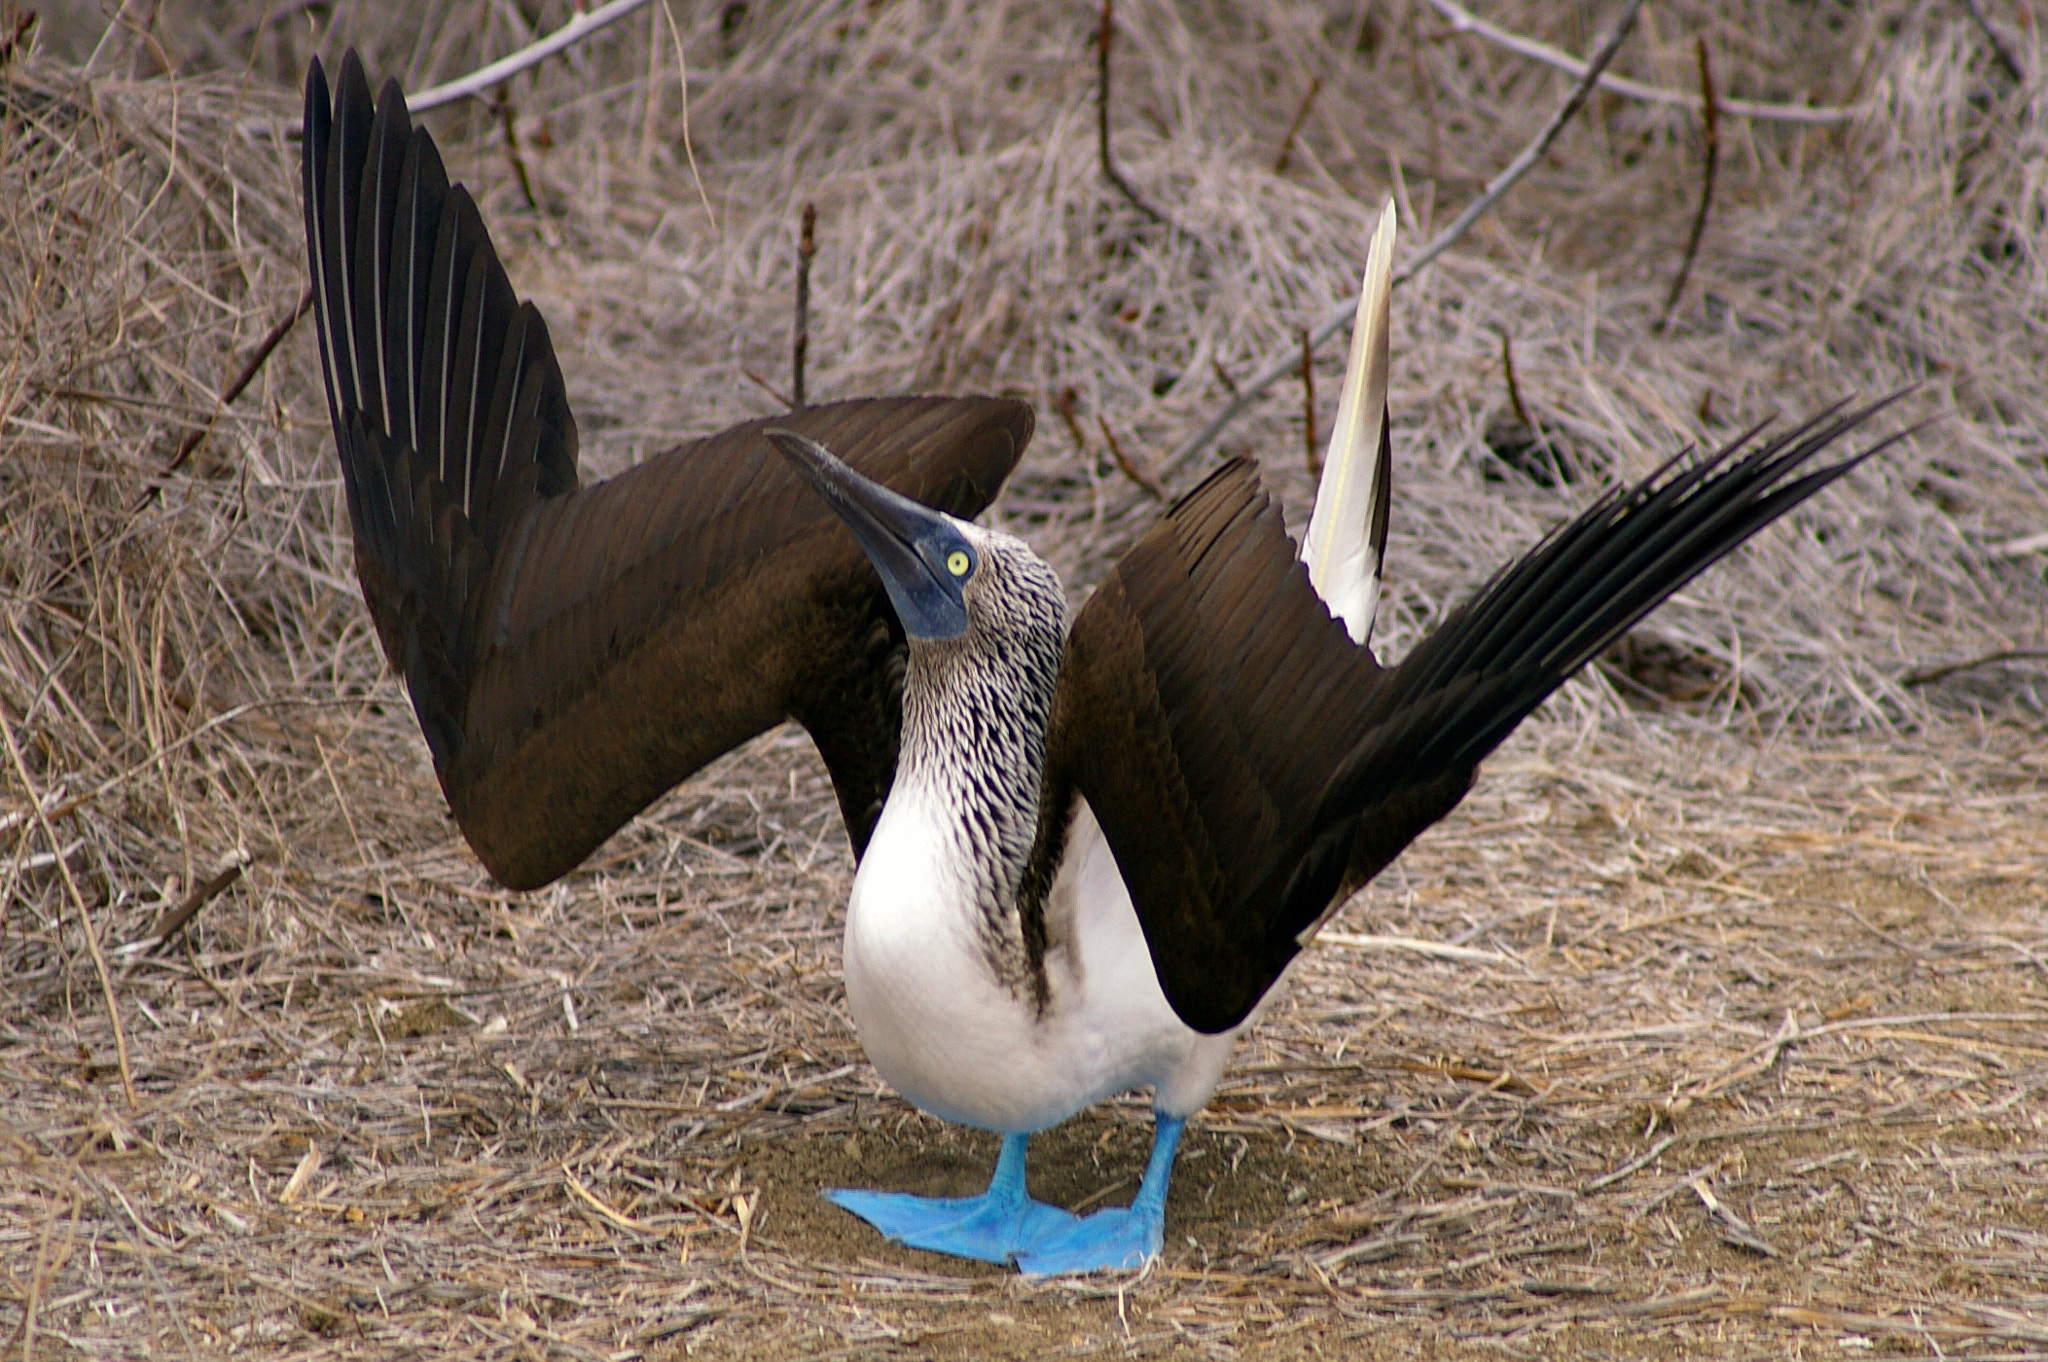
[{"x1": 304, "y1": 53, "x2": 1030, "y2": 890}]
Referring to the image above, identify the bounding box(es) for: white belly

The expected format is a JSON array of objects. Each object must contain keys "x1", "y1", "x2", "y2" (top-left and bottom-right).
[{"x1": 843, "y1": 793, "x2": 1243, "y2": 1133}]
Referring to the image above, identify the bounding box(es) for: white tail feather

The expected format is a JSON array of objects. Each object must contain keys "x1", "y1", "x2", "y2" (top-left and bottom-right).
[{"x1": 1302, "y1": 199, "x2": 1396, "y2": 646}]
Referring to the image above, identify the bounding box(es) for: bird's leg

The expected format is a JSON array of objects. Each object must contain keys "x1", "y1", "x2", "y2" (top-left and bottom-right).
[
  {"x1": 1012, "y1": 1114, "x2": 1186, "y2": 1275},
  {"x1": 822, "y1": 1131, "x2": 1071, "y2": 1265}
]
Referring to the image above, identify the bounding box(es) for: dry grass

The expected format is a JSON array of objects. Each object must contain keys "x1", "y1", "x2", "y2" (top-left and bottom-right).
[{"x1": 2, "y1": 1, "x2": 2045, "y2": 1357}]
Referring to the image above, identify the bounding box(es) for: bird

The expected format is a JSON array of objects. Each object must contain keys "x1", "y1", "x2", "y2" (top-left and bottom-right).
[{"x1": 303, "y1": 52, "x2": 1903, "y2": 1275}]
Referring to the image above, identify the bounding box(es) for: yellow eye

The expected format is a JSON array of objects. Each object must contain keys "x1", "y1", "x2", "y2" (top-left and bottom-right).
[{"x1": 946, "y1": 550, "x2": 971, "y2": 577}]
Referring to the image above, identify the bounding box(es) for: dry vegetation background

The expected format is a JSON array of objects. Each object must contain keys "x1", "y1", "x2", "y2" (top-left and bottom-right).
[{"x1": 3, "y1": 0, "x2": 2046, "y2": 1357}]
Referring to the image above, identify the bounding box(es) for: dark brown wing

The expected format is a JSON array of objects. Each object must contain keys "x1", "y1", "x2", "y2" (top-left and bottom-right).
[
  {"x1": 305, "y1": 54, "x2": 1031, "y2": 890},
  {"x1": 1047, "y1": 404, "x2": 1898, "y2": 1035},
  {"x1": 447, "y1": 398, "x2": 1024, "y2": 887},
  {"x1": 1037, "y1": 461, "x2": 1386, "y2": 1033}
]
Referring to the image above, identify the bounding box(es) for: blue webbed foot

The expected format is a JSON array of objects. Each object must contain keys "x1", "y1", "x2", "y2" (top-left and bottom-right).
[
  {"x1": 1012, "y1": 1116, "x2": 1184, "y2": 1276},
  {"x1": 823, "y1": 1132, "x2": 1067, "y2": 1265},
  {"x1": 826, "y1": 1116, "x2": 1189, "y2": 1275},
  {"x1": 821, "y1": 1187, "x2": 1071, "y2": 1264},
  {"x1": 1010, "y1": 1201, "x2": 1163, "y2": 1274}
]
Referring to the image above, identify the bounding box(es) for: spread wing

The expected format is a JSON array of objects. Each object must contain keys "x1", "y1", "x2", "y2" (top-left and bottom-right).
[
  {"x1": 1037, "y1": 461, "x2": 1386, "y2": 1033},
  {"x1": 305, "y1": 53, "x2": 1031, "y2": 889},
  {"x1": 1046, "y1": 404, "x2": 1895, "y2": 1034}
]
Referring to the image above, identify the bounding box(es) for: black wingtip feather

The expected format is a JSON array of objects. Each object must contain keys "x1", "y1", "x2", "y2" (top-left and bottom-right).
[
  {"x1": 1330, "y1": 394, "x2": 1908, "y2": 813},
  {"x1": 304, "y1": 50, "x2": 583, "y2": 767}
]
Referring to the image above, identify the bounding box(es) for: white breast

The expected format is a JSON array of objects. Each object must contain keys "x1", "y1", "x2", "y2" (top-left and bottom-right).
[{"x1": 843, "y1": 788, "x2": 1241, "y2": 1133}]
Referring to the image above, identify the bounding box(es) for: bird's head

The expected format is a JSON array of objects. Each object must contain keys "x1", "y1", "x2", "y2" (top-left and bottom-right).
[{"x1": 766, "y1": 428, "x2": 1066, "y2": 655}]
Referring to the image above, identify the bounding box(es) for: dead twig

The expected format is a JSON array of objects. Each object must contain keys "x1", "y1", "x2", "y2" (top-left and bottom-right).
[
  {"x1": 1582, "y1": 1134, "x2": 1682, "y2": 1193},
  {"x1": 1301, "y1": 327, "x2": 1320, "y2": 479},
  {"x1": 1407, "y1": 3, "x2": 1444, "y2": 180},
  {"x1": 1901, "y1": 646, "x2": 2048, "y2": 686},
  {"x1": 1425, "y1": 0, "x2": 1862, "y2": 124},
  {"x1": 1501, "y1": 333, "x2": 1533, "y2": 429},
  {"x1": 565, "y1": 1166, "x2": 667, "y2": 1236},
  {"x1": 1162, "y1": 0, "x2": 1646, "y2": 483},
  {"x1": 1395, "y1": 1059, "x2": 1537, "y2": 1096},
  {"x1": 1209, "y1": 358, "x2": 1239, "y2": 400},
  {"x1": 1054, "y1": 386, "x2": 1090, "y2": 453},
  {"x1": 1691, "y1": 1179, "x2": 1780, "y2": 1257},
  {"x1": 137, "y1": 850, "x2": 249, "y2": 956},
  {"x1": 145, "y1": 284, "x2": 315, "y2": 496},
  {"x1": 2, "y1": 1188, "x2": 77, "y2": 1362},
  {"x1": 406, "y1": 0, "x2": 661, "y2": 112},
  {"x1": 741, "y1": 367, "x2": 794, "y2": 409},
  {"x1": 1657, "y1": 38, "x2": 1719, "y2": 333},
  {"x1": 496, "y1": 92, "x2": 541, "y2": 213},
  {"x1": 1095, "y1": 0, "x2": 1167, "y2": 228},
  {"x1": 1319, "y1": 932, "x2": 1509, "y2": 964},
  {"x1": 1274, "y1": 75, "x2": 1322, "y2": 175},
  {"x1": 1799, "y1": 897, "x2": 1922, "y2": 957},
  {"x1": 1691, "y1": 1009, "x2": 1804, "y2": 1100},
  {"x1": 279, "y1": 1144, "x2": 323, "y2": 1203},
  {"x1": 1996, "y1": 529, "x2": 2048, "y2": 556},
  {"x1": 1098, "y1": 416, "x2": 1165, "y2": 501},
  {"x1": 793, "y1": 203, "x2": 816, "y2": 409},
  {"x1": 222, "y1": 0, "x2": 322, "y2": 43}
]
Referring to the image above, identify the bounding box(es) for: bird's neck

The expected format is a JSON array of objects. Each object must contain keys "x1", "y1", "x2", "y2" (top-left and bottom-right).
[{"x1": 894, "y1": 627, "x2": 1061, "y2": 932}]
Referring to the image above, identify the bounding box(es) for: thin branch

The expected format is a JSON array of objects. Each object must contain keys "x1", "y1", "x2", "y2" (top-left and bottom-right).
[
  {"x1": 1054, "y1": 386, "x2": 1091, "y2": 453},
  {"x1": 657, "y1": 0, "x2": 720, "y2": 237},
  {"x1": 1960, "y1": 0, "x2": 2026, "y2": 85},
  {"x1": 1425, "y1": 0, "x2": 1863, "y2": 125},
  {"x1": 131, "y1": 0, "x2": 167, "y2": 78},
  {"x1": 1095, "y1": 0, "x2": 1166, "y2": 227},
  {"x1": 135, "y1": 851, "x2": 249, "y2": 956},
  {"x1": 1995, "y1": 529, "x2": 2048, "y2": 556},
  {"x1": 1501, "y1": 333, "x2": 1533, "y2": 429},
  {"x1": 144, "y1": 283, "x2": 314, "y2": 501},
  {"x1": 1582, "y1": 1134, "x2": 1682, "y2": 1192},
  {"x1": 1798, "y1": 897, "x2": 1922, "y2": 958},
  {"x1": 1162, "y1": 0, "x2": 1646, "y2": 483},
  {"x1": 1901, "y1": 647, "x2": 2048, "y2": 687},
  {"x1": 1274, "y1": 75, "x2": 1322, "y2": 175},
  {"x1": 1657, "y1": 38, "x2": 1719, "y2": 333},
  {"x1": 495, "y1": 91, "x2": 541, "y2": 213},
  {"x1": 407, "y1": 0, "x2": 661, "y2": 112},
  {"x1": 1319, "y1": 932, "x2": 1510, "y2": 964},
  {"x1": 740, "y1": 367, "x2": 793, "y2": 409},
  {"x1": 792, "y1": 203, "x2": 816, "y2": 409},
  {"x1": 1300, "y1": 328, "x2": 1320, "y2": 479},
  {"x1": 1098, "y1": 416, "x2": 1165, "y2": 501},
  {"x1": 1691, "y1": 1178, "x2": 1780, "y2": 1257},
  {"x1": 1209, "y1": 358, "x2": 1239, "y2": 400}
]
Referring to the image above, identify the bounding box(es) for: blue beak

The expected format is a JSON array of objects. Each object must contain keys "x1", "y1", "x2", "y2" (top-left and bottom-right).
[{"x1": 766, "y1": 428, "x2": 972, "y2": 640}]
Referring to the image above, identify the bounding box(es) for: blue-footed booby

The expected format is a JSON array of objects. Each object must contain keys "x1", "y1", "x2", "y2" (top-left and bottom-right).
[{"x1": 303, "y1": 53, "x2": 1900, "y2": 1275}]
